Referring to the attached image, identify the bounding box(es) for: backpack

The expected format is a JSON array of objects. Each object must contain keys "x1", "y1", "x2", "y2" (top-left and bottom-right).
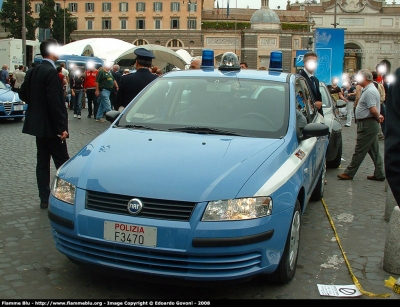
[{"x1": 373, "y1": 81, "x2": 386, "y2": 103}]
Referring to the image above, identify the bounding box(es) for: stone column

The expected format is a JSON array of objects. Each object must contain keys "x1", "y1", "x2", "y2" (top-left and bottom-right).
[
  {"x1": 383, "y1": 206, "x2": 400, "y2": 274},
  {"x1": 385, "y1": 184, "x2": 397, "y2": 222}
]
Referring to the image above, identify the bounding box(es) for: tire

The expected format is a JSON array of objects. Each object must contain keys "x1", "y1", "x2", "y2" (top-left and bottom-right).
[
  {"x1": 269, "y1": 200, "x2": 301, "y2": 284},
  {"x1": 310, "y1": 162, "x2": 326, "y2": 201},
  {"x1": 326, "y1": 140, "x2": 342, "y2": 169}
]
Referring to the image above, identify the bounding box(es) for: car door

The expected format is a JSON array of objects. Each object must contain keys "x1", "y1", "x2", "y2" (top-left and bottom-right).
[{"x1": 297, "y1": 77, "x2": 327, "y2": 198}]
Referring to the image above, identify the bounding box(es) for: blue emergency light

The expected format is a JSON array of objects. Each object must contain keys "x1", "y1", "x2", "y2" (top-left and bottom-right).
[
  {"x1": 201, "y1": 49, "x2": 215, "y2": 68},
  {"x1": 269, "y1": 51, "x2": 283, "y2": 72}
]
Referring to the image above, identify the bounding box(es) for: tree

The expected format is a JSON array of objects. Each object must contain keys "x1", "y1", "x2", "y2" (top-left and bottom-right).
[
  {"x1": 37, "y1": 0, "x2": 56, "y2": 30},
  {"x1": 0, "y1": 0, "x2": 37, "y2": 40},
  {"x1": 51, "y1": 8, "x2": 75, "y2": 45}
]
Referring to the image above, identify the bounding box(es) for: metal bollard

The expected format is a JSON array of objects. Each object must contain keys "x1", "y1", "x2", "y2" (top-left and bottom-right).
[
  {"x1": 385, "y1": 185, "x2": 397, "y2": 222},
  {"x1": 383, "y1": 206, "x2": 400, "y2": 275}
]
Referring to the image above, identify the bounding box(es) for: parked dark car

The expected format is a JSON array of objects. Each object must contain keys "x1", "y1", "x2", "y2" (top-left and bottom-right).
[{"x1": 320, "y1": 82, "x2": 346, "y2": 168}]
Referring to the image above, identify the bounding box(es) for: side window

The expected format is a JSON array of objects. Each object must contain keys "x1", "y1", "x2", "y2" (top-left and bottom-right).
[
  {"x1": 294, "y1": 79, "x2": 308, "y2": 132},
  {"x1": 299, "y1": 79, "x2": 317, "y2": 123}
]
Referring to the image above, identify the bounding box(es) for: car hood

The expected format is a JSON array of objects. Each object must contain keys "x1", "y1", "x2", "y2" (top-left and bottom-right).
[
  {"x1": 0, "y1": 89, "x2": 20, "y2": 102},
  {"x1": 61, "y1": 129, "x2": 284, "y2": 202}
]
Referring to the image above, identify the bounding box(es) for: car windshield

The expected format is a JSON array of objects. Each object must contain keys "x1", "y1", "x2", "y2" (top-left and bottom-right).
[
  {"x1": 320, "y1": 84, "x2": 332, "y2": 108},
  {"x1": 0, "y1": 82, "x2": 7, "y2": 90},
  {"x1": 117, "y1": 77, "x2": 289, "y2": 138}
]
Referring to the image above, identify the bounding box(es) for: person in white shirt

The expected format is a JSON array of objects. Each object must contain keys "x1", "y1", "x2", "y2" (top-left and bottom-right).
[{"x1": 12, "y1": 65, "x2": 26, "y2": 93}]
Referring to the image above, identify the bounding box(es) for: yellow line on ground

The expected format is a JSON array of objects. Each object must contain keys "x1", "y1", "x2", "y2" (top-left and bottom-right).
[{"x1": 320, "y1": 198, "x2": 391, "y2": 298}]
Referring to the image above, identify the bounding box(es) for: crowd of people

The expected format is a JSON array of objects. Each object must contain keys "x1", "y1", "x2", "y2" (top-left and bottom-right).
[
  {"x1": 1, "y1": 63, "x2": 27, "y2": 93},
  {"x1": 52, "y1": 50, "x2": 164, "y2": 122}
]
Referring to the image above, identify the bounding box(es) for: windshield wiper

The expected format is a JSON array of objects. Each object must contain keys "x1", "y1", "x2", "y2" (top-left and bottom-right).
[
  {"x1": 169, "y1": 126, "x2": 245, "y2": 136},
  {"x1": 119, "y1": 124, "x2": 156, "y2": 130}
]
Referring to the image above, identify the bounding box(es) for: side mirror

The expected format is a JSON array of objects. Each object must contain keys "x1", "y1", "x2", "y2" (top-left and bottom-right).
[
  {"x1": 336, "y1": 99, "x2": 347, "y2": 108},
  {"x1": 105, "y1": 110, "x2": 120, "y2": 123},
  {"x1": 302, "y1": 123, "x2": 329, "y2": 140}
]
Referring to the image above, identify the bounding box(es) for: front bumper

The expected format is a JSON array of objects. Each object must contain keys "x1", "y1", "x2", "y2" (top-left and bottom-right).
[{"x1": 48, "y1": 190, "x2": 293, "y2": 282}]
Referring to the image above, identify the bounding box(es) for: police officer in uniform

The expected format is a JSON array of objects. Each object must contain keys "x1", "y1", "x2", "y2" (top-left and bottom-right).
[{"x1": 116, "y1": 48, "x2": 158, "y2": 111}]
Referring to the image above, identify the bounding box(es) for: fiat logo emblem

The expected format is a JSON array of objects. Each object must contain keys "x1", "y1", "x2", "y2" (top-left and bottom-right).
[{"x1": 127, "y1": 198, "x2": 143, "y2": 215}]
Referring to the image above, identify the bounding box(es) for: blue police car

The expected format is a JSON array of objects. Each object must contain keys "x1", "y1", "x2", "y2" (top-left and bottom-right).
[
  {"x1": 0, "y1": 82, "x2": 27, "y2": 121},
  {"x1": 49, "y1": 50, "x2": 329, "y2": 284}
]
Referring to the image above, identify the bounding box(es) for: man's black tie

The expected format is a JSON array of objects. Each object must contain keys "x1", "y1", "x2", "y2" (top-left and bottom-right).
[{"x1": 310, "y1": 76, "x2": 317, "y2": 92}]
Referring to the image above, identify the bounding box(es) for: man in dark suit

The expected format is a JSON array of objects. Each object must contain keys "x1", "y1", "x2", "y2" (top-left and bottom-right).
[
  {"x1": 116, "y1": 48, "x2": 158, "y2": 111},
  {"x1": 298, "y1": 52, "x2": 324, "y2": 116},
  {"x1": 110, "y1": 64, "x2": 122, "y2": 110},
  {"x1": 384, "y1": 67, "x2": 400, "y2": 208},
  {"x1": 19, "y1": 38, "x2": 69, "y2": 209}
]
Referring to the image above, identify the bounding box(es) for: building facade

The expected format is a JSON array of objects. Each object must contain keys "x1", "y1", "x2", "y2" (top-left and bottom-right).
[{"x1": 31, "y1": 0, "x2": 203, "y2": 57}]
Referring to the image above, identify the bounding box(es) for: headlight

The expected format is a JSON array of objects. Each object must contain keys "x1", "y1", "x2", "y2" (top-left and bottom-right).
[
  {"x1": 202, "y1": 197, "x2": 272, "y2": 221},
  {"x1": 51, "y1": 176, "x2": 76, "y2": 205}
]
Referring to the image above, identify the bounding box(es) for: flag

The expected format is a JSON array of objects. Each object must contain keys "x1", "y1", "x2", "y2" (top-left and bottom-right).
[
  {"x1": 227, "y1": 0, "x2": 230, "y2": 19},
  {"x1": 217, "y1": 0, "x2": 219, "y2": 15}
]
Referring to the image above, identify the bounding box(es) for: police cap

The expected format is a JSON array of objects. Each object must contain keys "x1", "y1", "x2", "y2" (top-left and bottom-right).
[{"x1": 134, "y1": 48, "x2": 155, "y2": 61}]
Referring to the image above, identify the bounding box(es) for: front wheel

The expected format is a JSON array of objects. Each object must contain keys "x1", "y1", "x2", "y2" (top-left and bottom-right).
[
  {"x1": 269, "y1": 200, "x2": 301, "y2": 284},
  {"x1": 327, "y1": 140, "x2": 342, "y2": 169}
]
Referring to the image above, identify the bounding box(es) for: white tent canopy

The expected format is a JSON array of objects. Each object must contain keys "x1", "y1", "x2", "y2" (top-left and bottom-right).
[
  {"x1": 59, "y1": 38, "x2": 134, "y2": 62},
  {"x1": 114, "y1": 44, "x2": 188, "y2": 70},
  {"x1": 176, "y1": 49, "x2": 193, "y2": 64},
  {"x1": 176, "y1": 49, "x2": 193, "y2": 69}
]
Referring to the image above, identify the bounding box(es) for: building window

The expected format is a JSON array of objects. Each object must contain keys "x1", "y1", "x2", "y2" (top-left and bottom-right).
[
  {"x1": 133, "y1": 39, "x2": 148, "y2": 45},
  {"x1": 171, "y1": 2, "x2": 180, "y2": 12},
  {"x1": 120, "y1": 2, "x2": 128, "y2": 12},
  {"x1": 167, "y1": 39, "x2": 183, "y2": 48},
  {"x1": 102, "y1": 19, "x2": 111, "y2": 29},
  {"x1": 102, "y1": 2, "x2": 111, "y2": 12},
  {"x1": 188, "y1": 2, "x2": 197, "y2": 12},
  {"x1": 35, "y1": 3, "x2": 42, "y2": 13},
  {"x1": 69, "y1": 3, "x2": 78, "y2": 12},
  {"x1": 155, "y1": 19, "x2": 161, "y2": 29},
  {"x1": 85, "y1": 3, "x2": 94, "y2": 12},
  {"x1": 136, "y1": 2, "x2": 146, "y2": 12},
  {"x1": 137, "y1": 19, "x2": 145, "y2": 29},
  {"x1": 121, "y1": 19, "x2": 127, "y2": 29},
  {"x1": 72, "y1": 19, "x2": 78, "y2": 30},
  {"x1": 87, "y1": 20, "x2": 93, "y2": 30},
  {"x1": 188, "y1": 19, "x2": 196, "y2": 30},
  {"x1": 155, "y1": 40, "x2": 161, "y2": 45},
  {"x1": 54, "y1": 3, "x2": 61, "y2": 12},
  {"x1": 171, "y1": 19, "x2": 179, "y2": 29},
  {"x1": 154, "y1": 2, "x2": 162, "y2": 12}
]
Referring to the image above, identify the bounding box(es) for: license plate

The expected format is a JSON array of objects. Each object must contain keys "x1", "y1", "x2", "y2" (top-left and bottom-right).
[
  {"x1": 104, "y1": 221, "x2": 157, "y2": 247},
  {"x1": 14, "y1": 105, "x2": 23, "y2": 111}
]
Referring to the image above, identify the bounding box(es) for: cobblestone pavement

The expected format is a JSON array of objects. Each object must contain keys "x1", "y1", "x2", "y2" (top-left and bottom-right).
[{"x1": 0, "y1": 109, "x2": 399, "y2": 300}]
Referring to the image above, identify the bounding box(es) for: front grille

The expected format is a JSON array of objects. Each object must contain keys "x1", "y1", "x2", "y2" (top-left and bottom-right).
[
  {"x1": 2, "y1": 103, "x2": 12, "y2": 114},
  {"x1": 53, "y1": 230, "x2": 262, "y2": 279},
  {"x1": 86, "y1": 190, "x2": 197, "y2": 222}
]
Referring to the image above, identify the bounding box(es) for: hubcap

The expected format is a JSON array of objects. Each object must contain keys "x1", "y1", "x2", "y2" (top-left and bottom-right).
[{"x1": 288, "y1": 210, "x2": 301, "y2": 270}]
